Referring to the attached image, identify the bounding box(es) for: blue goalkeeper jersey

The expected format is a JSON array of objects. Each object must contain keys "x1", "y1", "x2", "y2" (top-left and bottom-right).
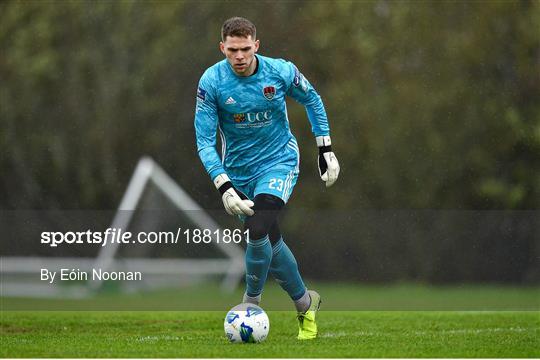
[{"x1": 194, "y1": 54, "x2": 330, "y2": 185}]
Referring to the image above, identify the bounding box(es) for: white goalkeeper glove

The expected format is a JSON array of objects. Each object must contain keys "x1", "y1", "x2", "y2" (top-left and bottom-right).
[
  {"x1": 316, "y1": 135, "x2": 340, "y2": 187},
  {"x1": 213, "y1": 173, "x2": 254, "y2": 216}
]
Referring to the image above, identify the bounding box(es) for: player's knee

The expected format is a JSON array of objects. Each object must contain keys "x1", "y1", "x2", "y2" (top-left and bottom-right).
[
  {"x1": 245, "y1": 194, "x2": 285, "y2": 241},
  {"x1": 244, "y1": 216, "x2": 268, "y2": 241},
  {"x1": 268, "y1": 221, "x2": 281, "y2": 246}
]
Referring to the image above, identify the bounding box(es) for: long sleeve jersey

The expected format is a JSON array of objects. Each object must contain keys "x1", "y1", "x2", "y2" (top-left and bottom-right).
[{"x1": 194, "y1": 54, "x2": 330, "y2": 185}]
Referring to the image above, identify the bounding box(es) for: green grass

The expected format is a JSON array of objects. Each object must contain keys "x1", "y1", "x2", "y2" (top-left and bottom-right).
[
  {"x1": 2, "y1": 282, "x2": 539, "y2": 310},
  {"x1": 1, "y1": 311, "x2": 539, "y2": 358},
  {"x1": 1, "y1": 283, "x2": 539, "y2": 357}
]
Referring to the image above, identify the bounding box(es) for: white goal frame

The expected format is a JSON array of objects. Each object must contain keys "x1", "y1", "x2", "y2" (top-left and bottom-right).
[
  {"x1": 1, "y1": 157, "x2": 244, "y2": 298},
  {"x1": 92, "y1": 156, "x2": 245, "y2": 292}
]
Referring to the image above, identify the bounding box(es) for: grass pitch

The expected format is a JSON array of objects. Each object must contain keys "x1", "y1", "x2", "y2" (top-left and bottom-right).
[
  {"x1": 2, "y1": 282, "x2": 539, "y2": 311},
  {"x1": 1, "y1": 283, "x2": 539, "y2": 357},
  {"x1": 1, "y1": 311, "x2": 539, "y2": 358}
]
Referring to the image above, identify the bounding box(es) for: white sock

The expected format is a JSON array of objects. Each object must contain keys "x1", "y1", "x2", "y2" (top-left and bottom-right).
[
  {"x1": 294, "y1": 290, "x2": 311, "y2": 313},
  {"x1": 243, "y1": 292, "x2": 261, "y2": 305}
]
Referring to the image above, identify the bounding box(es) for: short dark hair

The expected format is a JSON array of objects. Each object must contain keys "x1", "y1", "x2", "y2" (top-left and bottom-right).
[{"x1": 221, "y1": 17, "x2": 256, "y2": 41}]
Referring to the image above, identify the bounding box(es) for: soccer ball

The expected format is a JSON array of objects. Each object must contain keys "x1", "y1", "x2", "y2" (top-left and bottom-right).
[{"x1": 224, "y1": 303, "x2": 270, "y2": 343}]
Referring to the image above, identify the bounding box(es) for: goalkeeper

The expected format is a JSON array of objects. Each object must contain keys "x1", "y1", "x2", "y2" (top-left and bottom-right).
[{"x1": 194, "y1": 17, "x2": 340, "y2": 340}]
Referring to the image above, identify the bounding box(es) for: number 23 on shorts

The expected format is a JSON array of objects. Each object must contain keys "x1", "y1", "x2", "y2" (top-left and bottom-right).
[{"x1": 268, "y1": 178, "x2": 284, "y2": 192}]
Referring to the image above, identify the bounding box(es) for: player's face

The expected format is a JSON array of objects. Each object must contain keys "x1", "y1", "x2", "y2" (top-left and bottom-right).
[{"x1": 220, "y1": 35, "x2": 260, "y2": 76}]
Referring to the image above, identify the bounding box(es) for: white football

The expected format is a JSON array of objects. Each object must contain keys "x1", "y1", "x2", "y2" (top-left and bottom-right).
[{"x1": 224, "y1": 303, "x2": 270, "y2": 343}]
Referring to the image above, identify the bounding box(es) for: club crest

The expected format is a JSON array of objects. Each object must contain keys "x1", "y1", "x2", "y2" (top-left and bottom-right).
[{"x1": 263, "y1": 86, "x2": 275, "y2": 100}]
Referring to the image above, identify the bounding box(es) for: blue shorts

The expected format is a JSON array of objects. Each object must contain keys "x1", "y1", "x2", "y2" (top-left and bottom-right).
[{"x1": 235, "y1": 164, "x2": 299, "y2": 204}]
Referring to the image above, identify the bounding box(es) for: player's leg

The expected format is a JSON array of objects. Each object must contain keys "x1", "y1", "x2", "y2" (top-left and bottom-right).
[
  {"x1": 267, "y1": 220, "x2": 308, "y2": 309},
  {"x1": 252, "y1": 167, "x2": 308, "y2": 306},
  {"x1": 229, "y1": 182, "x2": 270, "y2": 304},
  {"x1": 268, "y1": 219, "x2": 320, "y2": 340},
  {"x1": 251, "y1": 166, "x2": 321, "y2": 339},
  {"x1": 242, "y1": 193, "x2": 283, "y2": 301}
]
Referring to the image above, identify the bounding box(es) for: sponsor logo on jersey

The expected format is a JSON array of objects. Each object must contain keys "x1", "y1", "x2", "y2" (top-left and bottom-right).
[
  {"x1": 234, "y1": 113, "x2": 245, "y2": 123},
  {"x1": 246, "y1": 110, "x2": 272, "y2": 122},
  {"x1": 293, "y1": 66, "x2": 301, "y2": 87},
  {"x1": 293, "y1": 67, "x2": 308, "y2": 93},
  {"x1": 197, "y1": 87, "x2": 206, "y2": 101},
  {"x1": 263, "y1": 86, "x2": 275, "y2": 100},
  {"x1": 233, "y1": 110, "x2": 273, "y2": 128},
  {"x1": 225, "y1": 96, "x2": 236, "y2": 105}
]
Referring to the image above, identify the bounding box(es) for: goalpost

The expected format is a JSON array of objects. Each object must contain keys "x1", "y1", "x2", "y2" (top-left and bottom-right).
[
  {"x1": 92, "y1": 156, "x2": 245, "y2": 292},
  {"x1": 1, "y1": 157, "x2": 245, "y2": 298}
]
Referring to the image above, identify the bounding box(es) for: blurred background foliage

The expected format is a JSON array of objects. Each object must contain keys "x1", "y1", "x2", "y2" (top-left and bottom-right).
[{"x1": 1, "y1": 1, "x2": 538, "y2": 283}]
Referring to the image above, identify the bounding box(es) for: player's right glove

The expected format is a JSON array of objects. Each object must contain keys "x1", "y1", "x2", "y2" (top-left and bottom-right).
[
  {"x1": 316, "y1": 135, "x2": 340, "y2": 187},
  {"x1": 213, "y1": 173, "x2": 255, "y2": 216}
]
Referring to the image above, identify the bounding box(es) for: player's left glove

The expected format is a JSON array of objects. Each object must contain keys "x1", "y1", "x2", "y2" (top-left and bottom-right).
[{"x1": 316, "y1": 135, "x2": 340, "y2": 188}]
